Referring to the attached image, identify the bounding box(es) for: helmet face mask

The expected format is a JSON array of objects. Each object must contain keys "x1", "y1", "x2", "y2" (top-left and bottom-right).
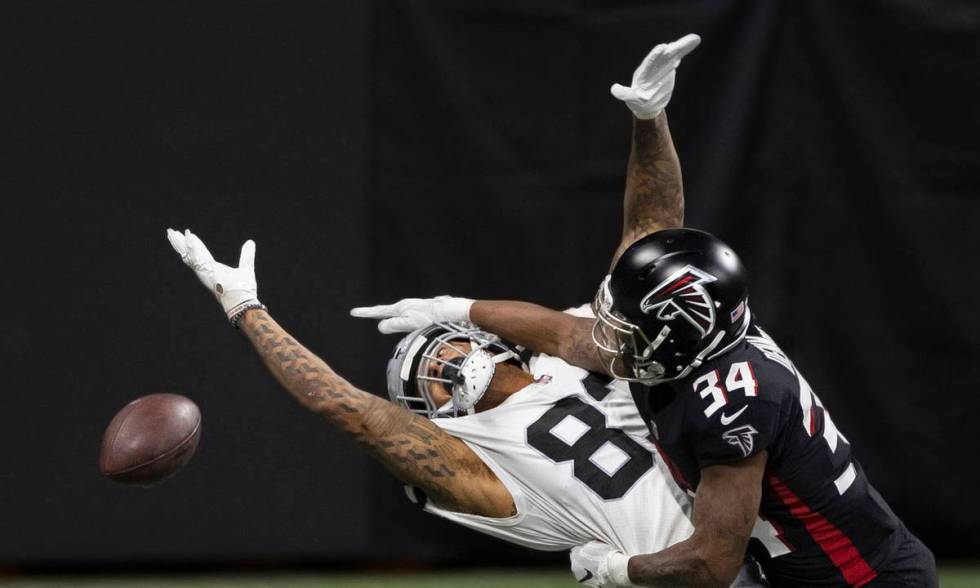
[
  {"x1": 387, "y1": 322, "x2": 525, "y2": 419},
  {"x1": 592, "y1": 276, "x2": 669, "y2": 384},
  {"x1": 596, "y1": 228, "x2": 752, "y2": 385}
]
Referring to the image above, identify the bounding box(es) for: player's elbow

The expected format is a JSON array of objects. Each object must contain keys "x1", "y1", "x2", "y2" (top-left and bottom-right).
[{"x1": 690, "y1": 535, "x2": 744, "y2": 588}]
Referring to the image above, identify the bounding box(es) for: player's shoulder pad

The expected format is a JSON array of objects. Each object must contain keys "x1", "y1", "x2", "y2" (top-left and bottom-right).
[
  {"x1": 687, "y1": 347, "x2": 789, "y2": 407},
  {"x1": 683, "y1": 351, "x2": 791, "y2": 466}
]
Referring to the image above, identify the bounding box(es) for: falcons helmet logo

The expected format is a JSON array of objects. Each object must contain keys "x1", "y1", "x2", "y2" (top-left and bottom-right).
[
  {"x1": 722, "y1": 424, "x2": 759, "y2": 457},
  {"x1": 639, "y1": 265, "x2": 718, "y2": 337}
]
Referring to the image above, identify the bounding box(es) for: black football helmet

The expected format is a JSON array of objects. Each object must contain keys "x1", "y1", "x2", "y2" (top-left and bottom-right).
[{"x1": 592, "y1": 228, "x2": 751, "y2": 384}]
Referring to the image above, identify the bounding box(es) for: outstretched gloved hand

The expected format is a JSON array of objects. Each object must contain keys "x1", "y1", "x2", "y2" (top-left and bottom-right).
[
  {"x1": 610, "y1": 33, "x2": 701, "y2": 119},
  {"x1": 350, "y1": 296, "x2": 474, "y2": 334},
  {"x1": 166, "y1": 228, "x2": 263, "y2": 324}
]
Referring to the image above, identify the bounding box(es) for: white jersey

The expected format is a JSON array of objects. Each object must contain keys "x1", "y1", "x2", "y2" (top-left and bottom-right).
[{"x1": 417, "y1": 352, "x2": 694, "y2": 556}]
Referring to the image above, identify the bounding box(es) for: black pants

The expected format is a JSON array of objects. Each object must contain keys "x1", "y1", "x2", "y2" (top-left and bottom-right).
[{"x1": 866, "y1": 526, "x2": 937, "y2": 588}]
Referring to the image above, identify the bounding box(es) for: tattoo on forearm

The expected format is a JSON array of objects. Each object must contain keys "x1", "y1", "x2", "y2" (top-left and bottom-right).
[
  {"x1": 239, "y1": 310, "x2": 506, "y2": 515},
  {"x1": 563, "y1": 320, "x2": 608, "y2": 375},
  {"x1": 624, "y1": 115, "x2": 684, "y2": 237}
]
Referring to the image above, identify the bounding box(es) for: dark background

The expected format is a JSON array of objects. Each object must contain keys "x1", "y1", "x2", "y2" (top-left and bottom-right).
[{"x1": 3, "y1": 0, "x2": 978, "y2": 569}]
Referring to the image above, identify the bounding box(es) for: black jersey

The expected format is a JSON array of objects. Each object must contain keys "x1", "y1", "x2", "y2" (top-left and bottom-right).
[{"x1": 631, "y1": 324, "x2": 904, "y2": 587}]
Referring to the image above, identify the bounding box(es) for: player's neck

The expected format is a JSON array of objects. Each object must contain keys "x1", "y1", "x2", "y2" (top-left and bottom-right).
[{"x1": 476, "y1": 363, "x2": 534, "y2": 412}]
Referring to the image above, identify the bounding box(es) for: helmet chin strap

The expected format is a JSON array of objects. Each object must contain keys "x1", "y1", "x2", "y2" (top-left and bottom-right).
[
  {"x1": 630, "y1": 328, "x2": 727, "y2": 386},
  {"x1": 671, "y1": 329, "x2": 726, "y2": 381},
  {"x1": 631, "y1": 309, "x2": 753, "y2": 386}
]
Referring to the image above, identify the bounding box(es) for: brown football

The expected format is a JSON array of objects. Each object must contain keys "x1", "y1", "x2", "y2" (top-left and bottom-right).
[{"x1": 100, "y1": 393, "x2": 201, "y2": 487}]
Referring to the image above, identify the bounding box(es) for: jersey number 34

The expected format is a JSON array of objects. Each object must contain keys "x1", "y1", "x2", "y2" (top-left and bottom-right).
[{"x1": 693, "y1": 361, "x2": 758, "y2": 418}]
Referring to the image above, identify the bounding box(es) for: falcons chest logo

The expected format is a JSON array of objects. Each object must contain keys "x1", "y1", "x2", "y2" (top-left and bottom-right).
[{"x1": 640, "y1": 265, "x2": 718, "y2": 336}]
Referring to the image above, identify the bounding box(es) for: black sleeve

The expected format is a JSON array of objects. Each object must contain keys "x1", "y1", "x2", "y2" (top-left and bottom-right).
[{"x1": 694, "y1": 395, "x2": 783, "y2": 467}]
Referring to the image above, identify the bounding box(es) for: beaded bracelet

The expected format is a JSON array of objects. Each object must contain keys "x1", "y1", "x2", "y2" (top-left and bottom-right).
[{"x1": 229, "y1": 302, "x2": 268, "y2": 329}]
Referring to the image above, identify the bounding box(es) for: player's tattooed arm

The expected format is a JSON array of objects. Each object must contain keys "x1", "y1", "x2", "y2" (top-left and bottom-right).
[
  {"x1": 238, "y1": 308, "x2": 515, "y2": 518},
  {"x1": 626, "y1": 452, "x2": 766, "y2": 587},
  {"x1": 470, "y1": 301, "x2": 609, "y2": 376},
  {"x1": 611, "y1": 113, "x2": 684, "y2": 269}
]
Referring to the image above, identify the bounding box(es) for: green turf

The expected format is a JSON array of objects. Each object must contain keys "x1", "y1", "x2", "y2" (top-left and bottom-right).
[
  {"x1": 0, "y1": 571, "x2": 577, "y2": 588},
  {"x1": 938, "y1": 566, "x2": 980, "y2": 588},
  {"x1": 1, "y1": 567, "x2": 977, "y2": 586}
]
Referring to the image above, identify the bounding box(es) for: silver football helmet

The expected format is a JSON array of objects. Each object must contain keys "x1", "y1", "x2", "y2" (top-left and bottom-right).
[{"x1": 387, "y1": 322, "x2": 526, "y2": 418}]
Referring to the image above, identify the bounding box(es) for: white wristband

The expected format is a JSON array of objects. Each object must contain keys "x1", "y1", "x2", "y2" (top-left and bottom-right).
[{"x1": 607, "y1": 551, "x2": 632, "y2": 586}]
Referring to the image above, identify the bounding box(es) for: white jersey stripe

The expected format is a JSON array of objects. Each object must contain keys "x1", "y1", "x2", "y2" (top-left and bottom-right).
[{"x1": 834, "y1": 462, "x2": 857, "y2": 495}]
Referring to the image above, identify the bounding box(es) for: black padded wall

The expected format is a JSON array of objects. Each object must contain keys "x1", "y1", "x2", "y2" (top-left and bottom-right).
[
  {"x1": 2, "y1": 0, "x2": 977, "y2": 566},
  {"x1": 363, "y1": 0, "x2": 980, "y2": 559}
]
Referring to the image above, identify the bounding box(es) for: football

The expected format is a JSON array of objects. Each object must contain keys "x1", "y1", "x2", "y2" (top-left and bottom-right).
[{"x1": 100, "y1": 393, "x2": 202, "y2": 487}]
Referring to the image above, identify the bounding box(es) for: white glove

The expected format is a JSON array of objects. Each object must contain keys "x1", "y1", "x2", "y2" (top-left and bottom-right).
[
  {"x1": 611, "y1": 33, "x2": 701, "y2": 119},
  {"x1": 167, "y1": 228, "x2": 262, "y2": 323},
  {"x1": 350, "y1": 296, "x2": 474, "y2": 334},
  {"x1": 570, "y1": 541, "x2": 632, "y2": 587}
]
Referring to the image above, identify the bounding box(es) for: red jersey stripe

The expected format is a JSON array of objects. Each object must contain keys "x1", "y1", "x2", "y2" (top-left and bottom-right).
[{"x1": 767, "y1": 474, "x2": 877, "y2": 587}]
